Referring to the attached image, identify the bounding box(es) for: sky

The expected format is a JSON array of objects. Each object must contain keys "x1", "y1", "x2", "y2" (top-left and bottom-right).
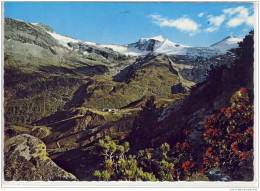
[{"x1": 4, "y1": 2, "x2": 255, "y2": 47}]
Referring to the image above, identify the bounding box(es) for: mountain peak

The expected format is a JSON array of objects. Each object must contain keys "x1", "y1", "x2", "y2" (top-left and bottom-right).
[
  {"x1": 151, "y1": 35, "x2": 166, "y2": 41},
  {"x1": 210, "y1": 36, "x2": 242, "y2": 53},
  {"x1": 223, "y1": 35, "x2": 236, "y2": 40},
  {"x1": 139, "y1": 35, "x2": 166, "y2": 43},
  {"x1": 211, "y1": 36, "x2": 242, "y2": 46}
]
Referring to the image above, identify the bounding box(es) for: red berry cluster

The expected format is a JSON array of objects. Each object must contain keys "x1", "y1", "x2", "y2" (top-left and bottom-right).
[
  {"x1": 182, "y1": 161, "x2": 195, "y2": 172},
  {"x1": 200, "y1": 88, "x2": 253, "y2": 173}
]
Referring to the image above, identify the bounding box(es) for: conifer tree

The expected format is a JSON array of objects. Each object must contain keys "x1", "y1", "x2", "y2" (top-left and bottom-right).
[{"x1": 130, "y1": 96, "x2": 160, "y2": 151}]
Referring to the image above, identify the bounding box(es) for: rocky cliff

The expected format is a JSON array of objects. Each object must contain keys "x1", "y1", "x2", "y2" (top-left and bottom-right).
[{"x1": 4, "y1": 134, "x2": 78, "y2": 181}]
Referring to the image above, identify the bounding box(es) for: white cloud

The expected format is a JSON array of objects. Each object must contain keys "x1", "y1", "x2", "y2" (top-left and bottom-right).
[
  {"x1": 204, "y1": 14, "x2": 225, "y2": 32},
  {"x1": 246, "y1": 15, "x2": 255, "y2": 26},
  {"x1": 205, "y1": 27, "x2": 218, "y2": 32},
  {"x1": 204, "y1": 6, "x2": 254, "y2": 32},
  {"x1": 223, "y1": 6, "x2": 246, "y2": 16},
  {"x1": 150, "y1": 14, "x2": 164, "y2": 22},
  {"x1": 223, "y1": 6, "x2": 254, "y2": 27},
  {"x1": 198, "y1": 12, "x2": 204, "y2": 17},
  {"x1": 208, "y1": 15, "x2": 225, "y2": 27},
  {"x1": 149, "y1": 14, "x2": 199, "y2": 32},
  {"x1": 227, "y1": 18, "x2": 244, "y2": 27}
]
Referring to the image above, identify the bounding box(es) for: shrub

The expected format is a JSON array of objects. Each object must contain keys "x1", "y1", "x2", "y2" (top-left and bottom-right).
[
  {"x1": 93, "y1": 136, "x2": 157, "y2": 181},
  {"x1": 136, "y1": 133, "x2": 197, "y2": 181},
  {"x1": 93, "y1": 135, "x2": 196, "y2": 181},
  {"x1": 201, "y1": 88, "x2": 253, "y2": 172}
]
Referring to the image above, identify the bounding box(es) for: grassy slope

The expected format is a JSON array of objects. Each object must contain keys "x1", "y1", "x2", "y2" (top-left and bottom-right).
[
  {"x1": 4, "y1": 53, "x2": 85, "y2": 125},
  {"x1": 81, "y1": 55, "x2": 181, "y2": 109},
  {"x1": 4, "y1": 51, "x2": 187, "y2": 155}
]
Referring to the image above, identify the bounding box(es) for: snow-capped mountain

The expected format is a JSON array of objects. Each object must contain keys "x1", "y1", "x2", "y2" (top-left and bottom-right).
[
  {"x1": 36, "y1": 21, "x2": 241, "y2": 58},
  {"x1": 100, "y1": 35, "x2": 190, "y2": 56},
  {"x1": 12, "y1": 19, "x2": 243, "y2": 59},
  {"x1": 99, "y1": 35, "x2": 242, "y2": 58},
  {"x1": 210, "y1": 36, "x2": 243, "y2": 53}
]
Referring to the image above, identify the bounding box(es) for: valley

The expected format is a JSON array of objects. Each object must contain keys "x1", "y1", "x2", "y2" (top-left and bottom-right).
[{"x1": 4, "y1": 18, "x2": 254, "y2": 181}]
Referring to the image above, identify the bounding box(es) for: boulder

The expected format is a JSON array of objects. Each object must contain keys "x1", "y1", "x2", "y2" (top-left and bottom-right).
[{"x1": 4, "y1": 134, "x2": 78, "y2": 181}]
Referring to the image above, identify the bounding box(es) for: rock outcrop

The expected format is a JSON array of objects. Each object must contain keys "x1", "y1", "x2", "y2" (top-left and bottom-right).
[{"x1": 4, "y1": 134, "x2": 78, "y2": 181}]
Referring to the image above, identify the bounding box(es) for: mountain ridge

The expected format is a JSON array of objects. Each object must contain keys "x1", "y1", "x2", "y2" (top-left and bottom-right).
[{"x1": 8, "y1": 18, "x2": 242, "y2": 58}]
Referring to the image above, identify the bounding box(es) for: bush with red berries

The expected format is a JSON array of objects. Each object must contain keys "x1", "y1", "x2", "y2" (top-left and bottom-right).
[
  {"x1": 136, "y1": 138, "x2": 197, "y2": 181},
  {"x1": 161, "y1": 131, "x2": 197, "y2": 180},
  {"x1": 201, "y1": 88, "x2": 253, "y2": 172}
]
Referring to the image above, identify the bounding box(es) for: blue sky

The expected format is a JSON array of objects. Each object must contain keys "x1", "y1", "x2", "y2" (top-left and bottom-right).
[{"x1": 4, "y1": 2, "x2": 255, "y2": 46}]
